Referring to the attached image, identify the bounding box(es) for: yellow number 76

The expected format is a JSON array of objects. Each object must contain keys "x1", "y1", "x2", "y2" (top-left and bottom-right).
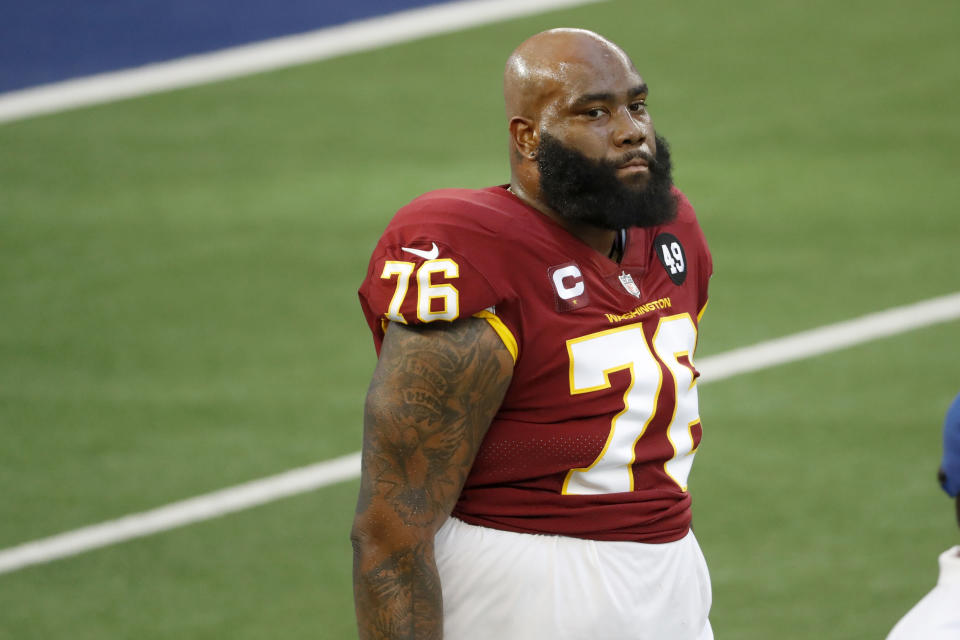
[{"x1": 381, "y1": 259, "x2": 461, "y2": 324}]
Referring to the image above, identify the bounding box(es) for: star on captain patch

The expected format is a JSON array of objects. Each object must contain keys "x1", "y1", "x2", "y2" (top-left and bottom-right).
[{"x1": 618, "y1": 271, "x2": 641, "y2": 297}]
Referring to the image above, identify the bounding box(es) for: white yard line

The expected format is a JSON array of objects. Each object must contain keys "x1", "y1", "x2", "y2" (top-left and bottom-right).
[
  {"x1": 0, "y1": 452, "x2": 362, "y2": 575},
  {"x1": 0, "y1": 0, "x2": 606, "y2": 124},
  {"x1": 1, "y1": 290, "x2": 959, "y2": 575},
  {"x1": 698, "y1": 291, "x2": 960, "y2": 382}
]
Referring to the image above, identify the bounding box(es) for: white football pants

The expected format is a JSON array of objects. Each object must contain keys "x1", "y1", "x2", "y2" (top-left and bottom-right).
[{"x1": 435, "y1": 516, "x2": 713, "y2": 640}]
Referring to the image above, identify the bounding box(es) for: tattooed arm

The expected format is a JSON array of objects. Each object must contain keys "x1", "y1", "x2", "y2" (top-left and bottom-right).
[{"x1": 350, "y1": 317, "x2": 514, "y2": 640}]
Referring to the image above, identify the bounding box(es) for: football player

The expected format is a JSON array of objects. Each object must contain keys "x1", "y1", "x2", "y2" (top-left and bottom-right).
[
  {"x1": 352, "y1": 28, "x2": 713, "y2": 639},
  {"x1": 885, "y1": 392, "x2": 960, "y2": 639}
]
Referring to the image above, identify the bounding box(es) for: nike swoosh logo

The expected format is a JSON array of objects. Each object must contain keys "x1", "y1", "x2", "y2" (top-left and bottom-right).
[{"x1": 401, "y1": 242, "x2": 440, "y2": 260}]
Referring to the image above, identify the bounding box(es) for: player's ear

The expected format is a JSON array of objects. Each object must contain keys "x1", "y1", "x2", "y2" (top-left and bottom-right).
[{"x1": 509, "y1": 117, "x2": 538, "y2": 160}]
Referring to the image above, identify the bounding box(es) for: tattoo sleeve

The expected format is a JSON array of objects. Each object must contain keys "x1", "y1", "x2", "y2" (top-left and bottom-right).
[{"x1": 351, "y1": 317, "x2": 514, "y2": 640}]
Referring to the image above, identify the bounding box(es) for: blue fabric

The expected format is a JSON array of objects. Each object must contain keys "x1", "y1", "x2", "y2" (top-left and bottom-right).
[
  {"x1": 0, "y1": 0, "x2": 449, "y2": 93},
  {"x1": 940, "y1": 392, "x2": 960, "y2": 497}
]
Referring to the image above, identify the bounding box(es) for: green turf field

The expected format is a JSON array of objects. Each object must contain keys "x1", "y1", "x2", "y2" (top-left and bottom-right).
[{"x1": 1, "y1": 0, "x2": 958, "y2": 637}]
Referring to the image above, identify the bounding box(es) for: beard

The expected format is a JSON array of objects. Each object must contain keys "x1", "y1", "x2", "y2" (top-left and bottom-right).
[{"x1": 537, "y1": 131, "x2": 677, "y2": 230}]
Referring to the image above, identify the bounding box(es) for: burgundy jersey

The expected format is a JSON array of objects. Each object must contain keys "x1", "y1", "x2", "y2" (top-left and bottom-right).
[{"x1": 358, "y1": 186, "x2": 712, "y2": 543}]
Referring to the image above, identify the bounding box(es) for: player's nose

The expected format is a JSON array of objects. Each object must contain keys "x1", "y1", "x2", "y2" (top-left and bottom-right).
[{"x1": 612, "y1": 108, "x2": 647, "y2": 147}]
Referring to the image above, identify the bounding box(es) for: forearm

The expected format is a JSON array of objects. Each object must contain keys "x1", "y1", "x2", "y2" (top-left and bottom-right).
[
  {"x1": 352, "y1": 536, "x2": 443, "y2": 640},
  {"x1": 351, "y1": 318, "x2": 514, "y2": 639}
]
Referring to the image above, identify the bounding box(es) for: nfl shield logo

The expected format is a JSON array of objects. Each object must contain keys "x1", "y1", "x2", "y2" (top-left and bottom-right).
[{"x1": 618, "y1": 271, "x2": 640, "y2": 297}]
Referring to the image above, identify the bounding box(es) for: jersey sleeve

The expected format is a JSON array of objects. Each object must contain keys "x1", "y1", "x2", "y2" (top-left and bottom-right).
[
  {"x1": 672, "y1": 188, "x2": 712, "y2": 319},
  {"x1": 357, "y1": 195, "x2": 511, "y2": 354}
]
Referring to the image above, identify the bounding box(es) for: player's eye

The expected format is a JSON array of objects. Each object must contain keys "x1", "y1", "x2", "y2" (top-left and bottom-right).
[
  {"x1": 586, "y1": 108, "x2": 606, "y2": 118},
  {"x1": 628, "y1": 99, "x2": 647, "y2": 112}
]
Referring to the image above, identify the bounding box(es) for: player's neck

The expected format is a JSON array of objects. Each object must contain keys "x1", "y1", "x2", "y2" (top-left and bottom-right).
[
  {"x1": 507, "y1": 183, "x2": 618, "y2": 258},
  {"x1": 556, "y1": 219, "x2": 618, "y2": 258}
]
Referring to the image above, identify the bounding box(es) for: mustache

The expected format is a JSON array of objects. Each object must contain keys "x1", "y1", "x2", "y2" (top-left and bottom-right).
[{"x1": 613, "y1": 148, "x2": 657, "y2": 168}]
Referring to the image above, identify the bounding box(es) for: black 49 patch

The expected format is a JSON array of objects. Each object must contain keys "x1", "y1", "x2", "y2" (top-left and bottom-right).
[{"x1": 654, "y1": 232, "x2": 687, "y2": 285}]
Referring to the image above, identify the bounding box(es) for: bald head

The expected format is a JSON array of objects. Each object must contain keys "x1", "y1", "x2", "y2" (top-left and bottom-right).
[
  {"x1": 503, "y1": 29, "x2": 665, "y2": 245},
  {"x1": 504, "y1": 29, "x2": 636, "y2": 120}
]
